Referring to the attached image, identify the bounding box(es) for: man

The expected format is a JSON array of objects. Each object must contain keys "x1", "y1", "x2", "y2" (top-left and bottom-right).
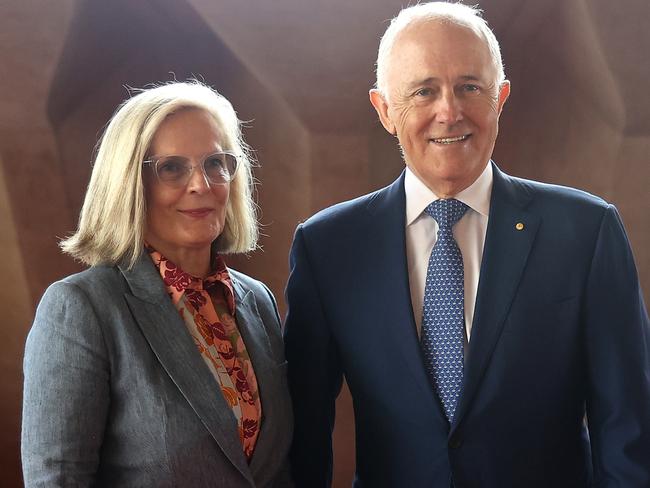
[{"x1": 284, "y1": 3, "x2": 650, "y2": 487}]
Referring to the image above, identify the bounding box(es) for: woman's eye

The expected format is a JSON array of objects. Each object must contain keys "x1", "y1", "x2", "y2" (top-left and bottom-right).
[
  {"x1": 205, "y1": 157, "x2": 224, "y2": 170},
  {"x1": 158, "y1": 159, "x2": 186, "y2": 175}
]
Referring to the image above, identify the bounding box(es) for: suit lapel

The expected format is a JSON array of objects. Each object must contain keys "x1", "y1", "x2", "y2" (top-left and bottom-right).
[
  {"x1": 452, "y1": 164, "x2": 540, "y2": 431},
  {"x1": 366, "y1": 173, "x2": 444, "y2": 416},
  {"x1": 119, "y1": 255, "x2": 254, "y2": 486}
]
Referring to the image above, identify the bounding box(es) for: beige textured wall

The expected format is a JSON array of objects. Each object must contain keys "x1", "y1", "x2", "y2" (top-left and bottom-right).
[
  {"x1": 311, "y1": 133, "x2": 370, "y2": 213},
  {"x1": 0, "y1": 159, "x2": 32, "y2": 488},
  {"x1": 1, "y1": 0, "x2": 648, "y2": 487},
  {"x1": 224, "y1": 68, "x2": 312, "y2": 303},
  {"x1": 1, "y1": 2, "x2": 78, "y2": 484},
  {"x1": 493, "y1": 0, "x2": 650, "y2": 296}
]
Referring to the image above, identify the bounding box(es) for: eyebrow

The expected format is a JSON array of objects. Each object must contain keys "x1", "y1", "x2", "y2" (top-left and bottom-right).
[{"x1": 405, "y1": 74, "x2": 482, "y2": 90}]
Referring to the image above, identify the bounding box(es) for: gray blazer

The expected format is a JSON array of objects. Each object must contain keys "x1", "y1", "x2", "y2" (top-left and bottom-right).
[{"x1": 22, "y1": 253, "x2": 293, "y2": 487}]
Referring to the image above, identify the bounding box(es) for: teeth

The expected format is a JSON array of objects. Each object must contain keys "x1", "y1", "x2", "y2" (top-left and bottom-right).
[{"x1": 431, "y1": 135, "x2": 469, "y2": 144}]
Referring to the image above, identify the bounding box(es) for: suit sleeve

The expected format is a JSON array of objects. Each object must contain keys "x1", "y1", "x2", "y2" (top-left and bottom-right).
[
  {"x1": 284, "y1": 225, "x2": 343, "y2": 488},
  {"x1": 584, "y1": 205, "x2": 650, "y2": 486},
  {"x1": 22, "y1": 281, "x2": 110, "y2": 487}
]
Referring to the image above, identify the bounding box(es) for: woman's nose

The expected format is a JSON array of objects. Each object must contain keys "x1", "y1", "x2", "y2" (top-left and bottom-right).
[{"x1": 186, "y1": 164, "x2": 211, "y2": 192}]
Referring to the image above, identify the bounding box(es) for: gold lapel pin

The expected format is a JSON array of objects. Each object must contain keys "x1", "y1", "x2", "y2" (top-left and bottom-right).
[{"x1": 515, "y1": 222, "x2": 524, "y2": 231}]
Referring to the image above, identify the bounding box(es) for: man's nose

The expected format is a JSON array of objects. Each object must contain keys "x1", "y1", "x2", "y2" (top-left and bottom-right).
[
  {"x1": 187, "y1": 164, "x2": 211, "y2": 192},
  {"x1": 436, "y1": 90, "x2": 463, "y2": 124}
]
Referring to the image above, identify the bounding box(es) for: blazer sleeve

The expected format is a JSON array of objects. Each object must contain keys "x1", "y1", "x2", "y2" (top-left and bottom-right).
[
  {"x1": 583, "y1": 205, "x2": 650, "y2": 485},
  {"x1": 284, "y1": 225, "x2": 343, "y2": 488},
  {"x1": 253, "y1": 281, "x2": 296, "y2": 488},
  {"x1": 22, "y1": 280, "x2": 110, "y2": 487},
  {"x1": 258, "y1": 280, "x2": 288, "y2": 361}
]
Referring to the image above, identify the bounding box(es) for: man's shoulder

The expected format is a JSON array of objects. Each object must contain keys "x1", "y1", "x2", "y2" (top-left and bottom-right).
[
  {"x1": 501, "y1": 171, "x2": 610, "y2": 214},
  {"x1": 304, "y1": 191, "x2": 377, "y2": 225},
  {"x1": 301, "y1": 175, "x2": 403, "y2": 232}
]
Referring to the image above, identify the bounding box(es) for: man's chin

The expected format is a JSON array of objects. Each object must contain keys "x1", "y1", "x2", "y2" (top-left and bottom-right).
[{"x1": 411, "y1": 162, "x2": 485, "y2": 197}]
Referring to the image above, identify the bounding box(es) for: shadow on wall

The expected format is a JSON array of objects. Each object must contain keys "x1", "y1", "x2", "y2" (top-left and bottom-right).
[{"x1": 48, "y1": 0, "x2": 273, "y2": 220}]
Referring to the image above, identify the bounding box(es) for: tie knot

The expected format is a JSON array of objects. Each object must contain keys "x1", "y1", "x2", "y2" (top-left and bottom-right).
[{"x1": 425, "y1": 199, "x2": 468, "y2": 229}]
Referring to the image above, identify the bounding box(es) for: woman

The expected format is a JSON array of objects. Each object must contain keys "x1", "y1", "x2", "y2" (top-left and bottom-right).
[{"x1": 21, "y1": 81, "x2": 292, "y2": 487}]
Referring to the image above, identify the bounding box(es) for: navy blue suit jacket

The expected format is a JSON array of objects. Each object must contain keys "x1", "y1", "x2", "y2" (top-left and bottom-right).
[{"x1": 284, "y1": 164, "x2": 650, "y2": 487}]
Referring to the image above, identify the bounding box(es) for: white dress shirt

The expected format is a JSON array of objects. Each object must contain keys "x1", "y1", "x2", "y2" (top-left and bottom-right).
[{"x1": 405, "y1": 163, "x2": 493, "y2": 341}]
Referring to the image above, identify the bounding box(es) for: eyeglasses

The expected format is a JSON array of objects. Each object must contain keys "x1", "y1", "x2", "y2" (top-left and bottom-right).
[{"x1": 143, "y1": 151, "x2": 238, "y2": 188}]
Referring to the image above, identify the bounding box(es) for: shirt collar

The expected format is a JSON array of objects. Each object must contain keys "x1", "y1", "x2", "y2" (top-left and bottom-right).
[
  {"x1": 405, "y1": 161, "x2": 493, "y2": 226},
  {"x1": 146, "y1": 245, "x2": 236, "y2": 314}
]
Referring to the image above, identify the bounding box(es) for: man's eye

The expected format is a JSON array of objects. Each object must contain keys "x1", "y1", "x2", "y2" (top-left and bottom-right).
[
  {"x1": 462, "y1": 84, "x2": 480, "y2": 93},
  {"x1": 415, "y1": 88, "x2": 433, "y2": 97}
]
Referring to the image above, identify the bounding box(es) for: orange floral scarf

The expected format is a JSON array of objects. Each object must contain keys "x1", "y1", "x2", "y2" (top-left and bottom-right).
[{"x1": 147, "y1": 247, "x2": 261, "y2": 460}]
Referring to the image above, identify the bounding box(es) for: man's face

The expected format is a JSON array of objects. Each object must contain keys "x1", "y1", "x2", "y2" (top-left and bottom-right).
[{"x1": 370, "y1": 21, "x2": 510, "y2": 197}]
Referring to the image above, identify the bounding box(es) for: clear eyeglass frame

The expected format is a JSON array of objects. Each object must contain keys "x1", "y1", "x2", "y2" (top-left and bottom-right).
[{"x1": 142, "y1": 151, "x2": 239, "y2": 188}]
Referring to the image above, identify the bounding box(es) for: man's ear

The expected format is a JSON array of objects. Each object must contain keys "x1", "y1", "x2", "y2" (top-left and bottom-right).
[
  {"x1": 369, "y1": 89, "x2": 396, "y2": 135},
  {"x1": 497, "y1": 80, "x2": 510, "y2": 114}
]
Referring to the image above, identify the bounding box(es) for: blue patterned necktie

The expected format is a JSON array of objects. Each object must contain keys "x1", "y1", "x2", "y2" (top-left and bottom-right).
[{"x1": 421, "y1": 198, "x2": 468, "y2": 423}]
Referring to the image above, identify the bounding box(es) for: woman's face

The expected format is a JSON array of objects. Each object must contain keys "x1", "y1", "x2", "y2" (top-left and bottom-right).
[{"x1": 144, "y1": 108, "x2": 230, "y2": 263}]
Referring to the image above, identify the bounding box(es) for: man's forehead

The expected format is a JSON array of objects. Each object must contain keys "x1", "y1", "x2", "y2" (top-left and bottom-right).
[
  {"x1": 386, "y1": 21, "x2": 495, "y2": 85},
  {"x1": 395, "y1": 20, "x2": 486, "y2": 55}
]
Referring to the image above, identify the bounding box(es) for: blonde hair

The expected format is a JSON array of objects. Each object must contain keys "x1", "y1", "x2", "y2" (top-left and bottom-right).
[
  {"x1": 61, "y1": 81, "x2": 258, "y2": 268},
  {"x1": 375, "y1": 2, "x2": 506, "y2": 96}
]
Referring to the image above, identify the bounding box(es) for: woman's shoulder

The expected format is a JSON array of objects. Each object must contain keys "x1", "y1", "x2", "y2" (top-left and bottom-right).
[
  {"x1": 43, "y1": 264, "x2": 127, "y2": 307},
  {"x1": 62, "y1": 264, "x2": 123, "y2": 288},
  {"x1": 31, "y1": 265, "x2": 129, "y2": 346}
]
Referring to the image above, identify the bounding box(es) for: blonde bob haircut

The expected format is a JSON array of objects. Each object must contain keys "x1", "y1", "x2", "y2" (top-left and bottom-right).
[{"x1": 61, "y1": 81, "x2": 258, "y2": 268}]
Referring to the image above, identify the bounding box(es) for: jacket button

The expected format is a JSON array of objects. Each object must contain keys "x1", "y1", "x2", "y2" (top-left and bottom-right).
[{"x1": 449, "y1": 437, "x2": 462, "y2": 449}]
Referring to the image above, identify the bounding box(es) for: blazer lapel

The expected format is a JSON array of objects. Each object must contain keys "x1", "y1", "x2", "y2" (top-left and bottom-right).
[
  {"x1": 228, "y1": 277, "x2": 279, "y2": 475},
  {"x1": 366, "y1": 173, "x2": 443, "y2": 416},
  {"x1": 452, "y1": 164, "x2": 540, "y2": 431},
  {"x1": 119, "y1": 255, "x2": 254, "y2": 486}
]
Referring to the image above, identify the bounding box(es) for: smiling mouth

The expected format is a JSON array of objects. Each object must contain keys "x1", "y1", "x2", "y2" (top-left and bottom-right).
[
  {"x1": 429, "y1": 134, "x2": 470, "y2": 144},
  {"x1": 179, "y1": 208, "x2": 214, "y2": 217}
]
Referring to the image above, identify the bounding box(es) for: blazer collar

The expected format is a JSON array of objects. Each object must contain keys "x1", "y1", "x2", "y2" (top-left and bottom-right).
[
  {"x1": 119, "y1": 254, "x2": 257, "y2": 486},
  {"x1": 365, "y1": 170, "x2": 406, "y2": 217},
  {"x1": 228, "y1": 276, "x2": 285, "y2": 475},
  {"x1": 451, "y1": 162, "x2": 540, "y2": 432}
]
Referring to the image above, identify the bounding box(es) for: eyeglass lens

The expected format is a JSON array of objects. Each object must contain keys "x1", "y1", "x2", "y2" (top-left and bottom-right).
[{"x1": 155, "y1": 153, "x2": 237, "y2": 186}]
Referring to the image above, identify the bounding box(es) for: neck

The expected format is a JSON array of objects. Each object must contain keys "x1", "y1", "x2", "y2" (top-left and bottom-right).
[
  {"x1": 148, "y1": 240, "x2": 212, "y2": 278},
  {"x1": 406, "y1": 163, "x2": 488, "y2": 199},
  {"x1": 175, "y1": 250, "x2": 212, "y2": 278},
  {"x1": 430, "y1": 181, "x2": 464, "y2": 199}
]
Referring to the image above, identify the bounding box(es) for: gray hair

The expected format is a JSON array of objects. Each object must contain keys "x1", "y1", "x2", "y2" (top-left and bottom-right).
[
  {"x1": 375, "y1": 2, "x2": 506, "y2": 96},
  {"x1": 60, "y1": 81, "x2": 258, "y2": 268}
]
